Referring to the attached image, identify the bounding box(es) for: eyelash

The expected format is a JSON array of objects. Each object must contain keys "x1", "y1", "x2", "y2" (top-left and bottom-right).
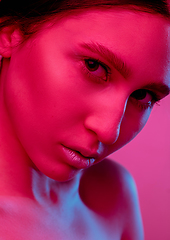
[
  {"x1": 130, "y1": 89, "x2": 161, "y2": 110},
  {"x1": 81, "y1": 57, "x2": 161, "y2": 110},
  {"x1": 82, "y1": 58, "x2": 111, "y2": 83}
]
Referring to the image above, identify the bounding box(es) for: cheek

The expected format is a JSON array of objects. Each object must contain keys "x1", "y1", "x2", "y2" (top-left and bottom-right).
[
  {"x1": 4, "y1": 57, "x2": 83, "y2": 146},
  {"x1": 123, "y1": 103, "x2": 151, "y2": 139},
  {"x1": 123, "y1": 107, "x2": 151, "y2": 139},
  {"x1": 109, "y1": 103, "x2": 152, "y2": 153}
]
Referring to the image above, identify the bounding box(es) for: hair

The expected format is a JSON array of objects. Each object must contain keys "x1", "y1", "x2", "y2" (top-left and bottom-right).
[{"x1": 0, "y1": 0, "x2": 169, "y2": 38}]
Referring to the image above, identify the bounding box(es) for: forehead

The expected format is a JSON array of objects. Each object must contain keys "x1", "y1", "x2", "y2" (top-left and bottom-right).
[{"x1": 37, "y1": 8, "x2": 170, "y2": 87}]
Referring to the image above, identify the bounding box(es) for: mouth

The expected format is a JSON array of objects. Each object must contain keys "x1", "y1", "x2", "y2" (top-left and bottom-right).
[{"x1": 62, "y1": 145, "x2": 96, "y2": 169}]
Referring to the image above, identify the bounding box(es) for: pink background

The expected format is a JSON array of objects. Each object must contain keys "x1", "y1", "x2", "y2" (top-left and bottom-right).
[{"x1": 110, "y1": 94, "x2": 170, "y2": 240}]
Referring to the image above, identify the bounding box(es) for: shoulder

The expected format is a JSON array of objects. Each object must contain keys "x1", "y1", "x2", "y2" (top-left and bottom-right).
[
  {"x1": 79, "y1": 158, "x2": 144, "y2": 240},
  {"x1": 79, "y1": 158, "x2": 137, "y2": 214}
]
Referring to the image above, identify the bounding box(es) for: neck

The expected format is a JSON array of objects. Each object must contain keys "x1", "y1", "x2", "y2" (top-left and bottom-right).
[{"x1": 32, "y1": 169, "x2": 82, "y2": 207}]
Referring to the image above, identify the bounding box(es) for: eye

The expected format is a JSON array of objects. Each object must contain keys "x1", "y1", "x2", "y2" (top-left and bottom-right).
[
  {"x1": 130, "y1": 89, "x2": 159, "y2": 109},
  {"x1": 84, "y1": 59, "x2": 109, "y2": 81}
]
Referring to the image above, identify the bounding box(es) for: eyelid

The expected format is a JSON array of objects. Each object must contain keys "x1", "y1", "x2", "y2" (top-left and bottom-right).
[
  {"x1": 74, "y1": 52, "x2": 111, "y2": 72},
  {"x1": 131, "y1": 89, "x2": 162, "y2": 102},
  {"x1": 84, "y1": 57, "x2": 111, "y2": 72},
  {"x1": 81, "y1": 57, "x2": 111, "y2": 82},
  {"x1": 145, "y1": 89, "x2": 162, "y2": 102},
  {"x1": 130, "y1": 89, "x2": 161, "y2": 111}
]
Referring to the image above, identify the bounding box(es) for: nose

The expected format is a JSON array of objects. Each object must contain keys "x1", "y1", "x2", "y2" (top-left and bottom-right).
[{"x1": 84, "y1": 98, "x2": 128, "y2": 145}]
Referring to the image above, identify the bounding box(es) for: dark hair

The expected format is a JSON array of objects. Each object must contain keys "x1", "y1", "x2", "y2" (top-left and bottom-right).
[{"x1": 0, "y1": 0, "x2": 169, "y2": 37}]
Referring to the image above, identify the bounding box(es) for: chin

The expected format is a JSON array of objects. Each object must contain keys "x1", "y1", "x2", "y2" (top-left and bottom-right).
[{"x1": 37, "y1": 164, "x2": 81, "y2": 182}]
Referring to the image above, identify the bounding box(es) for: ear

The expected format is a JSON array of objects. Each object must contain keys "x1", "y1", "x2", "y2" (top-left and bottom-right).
[{"x1": 0, "y1": 26, "x2": 23, "y2": 58}]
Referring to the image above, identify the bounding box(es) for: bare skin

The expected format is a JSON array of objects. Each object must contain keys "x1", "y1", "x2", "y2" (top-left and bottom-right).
[
  {"x1": 0, "y1": 8, "x2": 170, "y2": 239},
  {"x1": 0, "y1": 160, "x2": 142, "y2": 240}
]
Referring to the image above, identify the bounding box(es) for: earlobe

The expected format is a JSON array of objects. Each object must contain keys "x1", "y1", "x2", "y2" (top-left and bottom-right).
[{"x1": 0, "y1": 26, "x2": 23, "y2": 58}]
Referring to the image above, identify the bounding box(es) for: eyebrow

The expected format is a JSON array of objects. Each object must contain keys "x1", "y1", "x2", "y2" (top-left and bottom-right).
[
  {"x1": 79, "y1": 42, "x2": 170, "y2": 97},
  {"x1": 79, "y1": 42, "x2": 131, "y2": 78}
]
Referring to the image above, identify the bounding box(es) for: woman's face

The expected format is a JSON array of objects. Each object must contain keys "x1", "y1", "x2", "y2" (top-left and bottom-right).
[{"x1": 4, "y1": 9, "x2": 170, "y2": 181}]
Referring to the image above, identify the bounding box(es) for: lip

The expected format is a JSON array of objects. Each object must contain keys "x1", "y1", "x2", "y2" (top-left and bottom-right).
[{"x1": 62, "y1": 145, "x2": 96, "y2": 169}]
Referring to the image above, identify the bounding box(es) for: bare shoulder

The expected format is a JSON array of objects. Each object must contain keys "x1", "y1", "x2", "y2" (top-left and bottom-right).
[
  {"x1": 79, "y1": 159, "x2": 144, "y2": 240},
  {"x1": 79, "y1": 158, "x2": 138, "y2": 214}
]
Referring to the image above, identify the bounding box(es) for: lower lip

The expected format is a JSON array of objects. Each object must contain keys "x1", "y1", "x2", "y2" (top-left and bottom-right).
[{"x1": 62, "y1": 146, "x2": 95, "y2": 169}]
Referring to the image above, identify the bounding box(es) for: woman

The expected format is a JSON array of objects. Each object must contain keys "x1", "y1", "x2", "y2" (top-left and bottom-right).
[{"x1": 0, "y1": 0, "x2": 169, "y2": 239}]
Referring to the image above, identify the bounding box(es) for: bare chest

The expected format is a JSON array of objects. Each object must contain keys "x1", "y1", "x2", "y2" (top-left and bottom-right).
[{"x1": 0, "y1": 198, "x2": 123, "y2": 240}]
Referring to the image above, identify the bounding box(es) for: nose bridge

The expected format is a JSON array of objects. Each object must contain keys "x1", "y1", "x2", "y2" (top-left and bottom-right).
[{"x1": 84, "y1": 97, "x2": 127, "y2": 145}]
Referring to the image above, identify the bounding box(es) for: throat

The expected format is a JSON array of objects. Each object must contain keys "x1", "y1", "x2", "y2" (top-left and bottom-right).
[{"x1": 32, "y1": 169, "x2": 82, "y2": 209}]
